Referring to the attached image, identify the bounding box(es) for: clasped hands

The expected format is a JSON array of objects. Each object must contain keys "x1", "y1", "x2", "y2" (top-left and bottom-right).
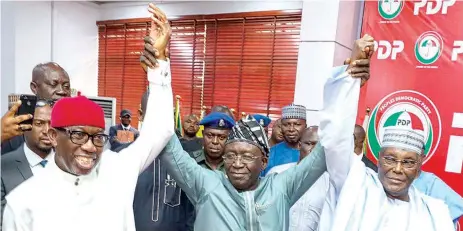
[
  {"x1": 139, "y1": 4, "x2": 375, "y2": 87},
  {"x1": 346, "y1": 34, "x2": 375, "y2": 87},
  {"x1": 140, "y1": 3, "x2": 171, "y2": 72}
]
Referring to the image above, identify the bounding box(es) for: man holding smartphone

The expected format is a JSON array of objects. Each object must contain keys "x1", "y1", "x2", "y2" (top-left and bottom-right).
[
  {"x1": 1, "y1": 100, "x2": 54, "y2": 225},
  {"x1": 1, "y1": 63, "x2": 71, "y2": 155}
]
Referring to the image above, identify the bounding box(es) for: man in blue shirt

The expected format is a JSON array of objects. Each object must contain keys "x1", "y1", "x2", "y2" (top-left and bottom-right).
[
  {"x1": 413, "y1": 170, "x2": 463, "y2": 224},
  {"x1": 262, "y1": 104, "x2": 307, "y2": 176}
]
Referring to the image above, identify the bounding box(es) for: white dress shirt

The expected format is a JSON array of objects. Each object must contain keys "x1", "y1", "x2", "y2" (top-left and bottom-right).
[
  {"x1": 266, "y1": 161, "x2": 331, "y2": 231},
  {"x1": 289, "y1": 172, "x2": 330, "y2": 231},
  {"x1": 23, "y1": 144, "x2": 54, "y2": 175},
  {"x1": 3, "y1": 60, "x2": 175, "y2": 231},
  {"x1": 121, "y1": 124, "x2": 131, "y2": 131}
]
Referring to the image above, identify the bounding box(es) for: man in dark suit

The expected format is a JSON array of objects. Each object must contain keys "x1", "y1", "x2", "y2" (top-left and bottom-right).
[
  {"x1": 109, "y1": 109, "x2": 140, "y2": 151},
  {"x1": 1, "y1": 103, "x2": 53, "y2": 224},
  {"x1": 179, "y1": 114, "x2": 202, "y2": 153},
  {"x1": 115, "y1": 91, "x2": 195, "y2": 231},
  {"x1": 354, "y1": 124, "x2": 378, "y2": 172}
]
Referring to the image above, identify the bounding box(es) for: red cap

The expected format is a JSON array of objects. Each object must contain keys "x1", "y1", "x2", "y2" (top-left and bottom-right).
[{"x1": 51, "y1": 96, "x2": 105, "y2": 129}]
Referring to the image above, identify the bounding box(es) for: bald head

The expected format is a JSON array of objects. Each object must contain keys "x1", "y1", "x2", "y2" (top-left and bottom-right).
[
  {"x1": 299, "y1": 126, "x2": 319, "y2": 162},
  {"x1": 31, "y1": 62, "x2": 71, "y2": 100},
  {"x1": 211, "y1": 105, "x2": 235, "y2": 120},
  {"x1": 269, "y1": 119, "x2": 284, "y2": 145},
  {"x1": 183, "y1": 114, "x2": 200, "y2": 137},
  {"x1": 183, "y1": 114, "x2": 198, "y2": 121},
  {"x1": 354, "y1": 124, "x2": 366, "y2": 155}
]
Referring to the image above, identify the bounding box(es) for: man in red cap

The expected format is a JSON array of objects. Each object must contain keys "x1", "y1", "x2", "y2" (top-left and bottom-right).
[{"x1": 2, "y1": 4, "x2": 174, "y2": 231}]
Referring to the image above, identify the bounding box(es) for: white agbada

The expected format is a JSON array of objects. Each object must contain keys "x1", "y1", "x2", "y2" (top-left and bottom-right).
[
  {"x1": 2, "y1": 61, "x2": 174, "y2": 231},
  {"x1": 317, "y1": 66, "x2": 454, "y2": 231}
]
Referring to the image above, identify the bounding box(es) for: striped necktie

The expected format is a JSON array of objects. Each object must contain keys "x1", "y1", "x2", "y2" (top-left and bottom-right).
[{"x1": 39, "y1": 160, "x2": 48, "y2": 168}]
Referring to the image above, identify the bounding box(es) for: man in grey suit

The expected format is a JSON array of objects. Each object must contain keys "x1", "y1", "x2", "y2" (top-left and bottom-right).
[{"x1": 1, "y1": 102, "x2": 54, "y2": 223}]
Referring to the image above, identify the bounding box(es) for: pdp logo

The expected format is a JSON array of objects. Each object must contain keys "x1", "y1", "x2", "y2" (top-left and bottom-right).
[
  {"x1": 378, "y1": 0, "x2": 404, "y2": 20},
  {"x1": 415, "y1": 31, "x2": 443, "y2": 65},
  {"x1": 367, "y1": 90, "x2": 442, "y2": 164}
]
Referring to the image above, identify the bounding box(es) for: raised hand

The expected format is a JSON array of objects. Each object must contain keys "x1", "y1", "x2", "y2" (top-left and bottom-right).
[
  {"x1": 140, "y1": 36, "x2": 158, "y2": 72},
  {"x1": 347, "y1": 34, "x2": 375, "y2": 86},
  {"x1": 148, "y1": 3, "x2": 171, "y2": 59},
  {"x1": 351, "y1": 34, "x2": 374, "y2": 60},
  {"x1": 1, "y1": 101, "x2": 33, "y2": 143},
  {"x1": 140, "y1": 3, "x2": 172, "y2": 72}
]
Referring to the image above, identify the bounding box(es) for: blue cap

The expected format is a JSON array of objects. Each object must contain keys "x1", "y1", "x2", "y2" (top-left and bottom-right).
[
  {"x1": 200, "y1": 112, "x2": 235, "y2": 129},
  {"x1": 253, "y1": 114, "x2": 271, "y2": 127}
]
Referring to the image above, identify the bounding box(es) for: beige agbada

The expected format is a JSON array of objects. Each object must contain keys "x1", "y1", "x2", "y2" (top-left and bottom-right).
[{"x1": 317, "y1": 66, "x2": 454, "y2": 231}]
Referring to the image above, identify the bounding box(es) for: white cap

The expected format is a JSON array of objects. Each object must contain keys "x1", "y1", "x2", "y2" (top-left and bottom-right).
[{"x1": 381, "y1": 126, "x2": 425, "y2": 154}]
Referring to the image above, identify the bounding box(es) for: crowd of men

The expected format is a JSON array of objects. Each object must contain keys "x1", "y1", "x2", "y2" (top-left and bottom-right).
[{"x1": 1, "y1": 3, "x2": 463, "y2": 231}]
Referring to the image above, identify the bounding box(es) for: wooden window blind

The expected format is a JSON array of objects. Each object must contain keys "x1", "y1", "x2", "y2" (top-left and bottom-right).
[{"x1": 97, "y1": 11, "x2": 301, "y2": 125}]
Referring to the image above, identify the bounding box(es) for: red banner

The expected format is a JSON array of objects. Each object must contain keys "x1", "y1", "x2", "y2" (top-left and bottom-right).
[{"x1": 359, "y1": 0, "x2": 463, "y2": 208}]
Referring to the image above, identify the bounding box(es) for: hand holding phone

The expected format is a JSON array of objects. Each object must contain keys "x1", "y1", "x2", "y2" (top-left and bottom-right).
[
  {"x1": 1, "y1": 100, "x2": 33, "y2": 142},
  {"x1": 17, "y1": 94, "x2": 37, "y2": 126}
]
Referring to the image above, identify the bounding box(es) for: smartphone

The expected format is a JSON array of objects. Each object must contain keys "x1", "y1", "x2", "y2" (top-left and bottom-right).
[{"x1": 17, "y1": 94, "x2": 37, "y2": 126}]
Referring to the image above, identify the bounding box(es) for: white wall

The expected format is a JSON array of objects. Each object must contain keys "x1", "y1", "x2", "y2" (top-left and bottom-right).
[
  {"x1": 13, "y1": 1, "x2": 52, "y2": 95},
  {"x1": 0, "y1": 1, "x2": 99, "y2": 115},
  {"x1": 53, "y1": 2, "x2": 99, "y2": 96},
  {"x1": 1, "y1": 1, "x2": 16, "y2": 114},
  {"x1": 293, "y1": 0, "x2": 363, "y2": 126},
  {"x1": 99, "y1": 1, "x2": 303, "y2": 21},
  {"x1": 1, "y1": 0, "x2": 363, "y2": 122}
]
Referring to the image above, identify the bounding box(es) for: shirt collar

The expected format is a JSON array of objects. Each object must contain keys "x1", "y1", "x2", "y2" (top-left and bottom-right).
[
  {"x1": 121, "y1": 124, "x2": 131, "y2": 130},
  {"x1": 355, "y1": 152, "x2": 364, "y2": 161},
  {"x1": 46, "y1": 154, "x2": 98, "y2": 185},
  {"x1": 23, "y1": 144, "x2": 54, "y2": 167},
  {"x1": 197, "y1": 150, "x2": 225, "y2": 171}
]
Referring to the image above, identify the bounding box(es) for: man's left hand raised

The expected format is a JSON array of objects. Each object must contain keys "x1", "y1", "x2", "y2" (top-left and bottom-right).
[
  {"x1": 140, "y1": 3, "x2": 171, "y2": 72},
  {"x1": 345, "y1": 34, "x2": 375, "y2": 86}
]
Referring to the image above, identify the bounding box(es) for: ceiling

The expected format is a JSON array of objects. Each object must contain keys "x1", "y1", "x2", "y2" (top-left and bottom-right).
[
  {"x1": 91, "y1": 1, "x2": 124, "y2": 4},
  {"x1": 91, "y1": 0, "x2": 171, "y2": 4}
]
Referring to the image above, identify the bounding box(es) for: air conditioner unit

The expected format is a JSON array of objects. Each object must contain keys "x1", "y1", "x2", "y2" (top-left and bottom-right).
[{"x1": 86, "y1": 96, "x2": 117, "y2": 134}]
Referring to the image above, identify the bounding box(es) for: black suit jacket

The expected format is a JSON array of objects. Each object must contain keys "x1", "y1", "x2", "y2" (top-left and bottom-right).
[
  {"x1": 1, "y1": 136, "x2": 25, "y2": 155},
  {"x1": 109, "y1": 124, "x2": 140, "y2": 152},
  {"x1": 1, "y1": 144, "x2": 33, "y2": 225}
]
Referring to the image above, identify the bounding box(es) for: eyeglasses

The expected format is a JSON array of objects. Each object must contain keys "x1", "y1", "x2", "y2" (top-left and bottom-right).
[
  {"x1": 56, "y1": 128, "x2": 109, "y2": 147},
  {"x1": 222, "y1": 153, "x2": 260, "y2": 164},
  {"x1": 382, "y1": 156, "x2": 418, "y2": 169},
  {"x1": 36, "y1": 99, "x2": 55, "y2": 108}
]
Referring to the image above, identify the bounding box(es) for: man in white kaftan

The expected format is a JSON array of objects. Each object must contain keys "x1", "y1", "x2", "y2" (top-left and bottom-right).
[
  {"x1": 317, "y1": 36, "x2": 454, "y2": 231},
  {"x1": 2, "y1": 4, "x2": 174, "y2": 231}
]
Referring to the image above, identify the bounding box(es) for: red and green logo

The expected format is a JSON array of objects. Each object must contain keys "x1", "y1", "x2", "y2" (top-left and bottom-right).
[
  {"x1": 367, "y1": 90, "x2": 442, "y2": 163},
  {"x1": 378, "y1": 0, "x2": 404, "y2": 20}
]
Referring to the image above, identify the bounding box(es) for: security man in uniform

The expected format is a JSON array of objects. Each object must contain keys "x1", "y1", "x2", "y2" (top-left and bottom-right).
[
  {"x1": 253, "y1": 114, "x2": 271, "y2": 135},
  {"x1": 189, "y1": 112, "x2": 235, "y2": 172}
]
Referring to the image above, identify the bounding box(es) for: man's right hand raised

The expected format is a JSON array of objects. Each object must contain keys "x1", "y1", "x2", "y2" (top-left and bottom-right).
[
  {"x1": 140, "y1": 3, "x2": 171, "y2": 72},
  {"x1": 346, "y1": 34, "x2": 375, "y2": 87},
  {"x1": 1, "y1": 101, "x2": 33, "y2": 143}
]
